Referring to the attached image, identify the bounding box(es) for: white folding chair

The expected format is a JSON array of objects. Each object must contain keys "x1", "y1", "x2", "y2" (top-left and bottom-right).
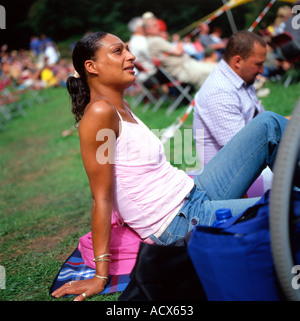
[{"x1": 152, "y1": 61, "x2": 194, "y2": 114}]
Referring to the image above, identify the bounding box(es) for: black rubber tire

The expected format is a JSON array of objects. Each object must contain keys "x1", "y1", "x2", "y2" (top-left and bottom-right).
[{"x1": 270, "y1": 97, "x2": 300, "y2": 301}]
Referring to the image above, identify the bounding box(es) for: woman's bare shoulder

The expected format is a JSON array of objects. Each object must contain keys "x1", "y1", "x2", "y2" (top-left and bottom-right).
[
  {"x1": 79, "y1": 99, "x2": 119, "y2": 134},
  {"x1": 84, "y1": 99, "x2": 117, "y2": 120}
]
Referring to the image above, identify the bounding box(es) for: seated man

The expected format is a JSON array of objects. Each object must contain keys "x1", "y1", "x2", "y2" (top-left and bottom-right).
[
  {"x1": 198, "y1": 24, "x2": 227, "y2": 60},
  {"x1": 128, "y1": 17, "x2": 169, "y2": 89},
  {"x1": 193, "y1": 30, "x2": 267, "y2": 167},
  {"x1": 143, "y1": 16, "x2": 216, "y2": 89}
]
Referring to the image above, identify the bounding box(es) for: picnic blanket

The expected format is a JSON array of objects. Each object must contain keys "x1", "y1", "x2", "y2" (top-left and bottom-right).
[
  {"x1": 50, "y1": 210, "x2": 142, "y2": 297},
  {"x1": 49, "y1": 247, "x2": 131, "y2": 296},
  {"x1": 78, "y1": 226, "x2": 141, "y2": 275}
]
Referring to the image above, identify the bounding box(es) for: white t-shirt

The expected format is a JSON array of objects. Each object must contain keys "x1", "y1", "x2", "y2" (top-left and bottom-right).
[
  {"x1": 129, "y1": 34, "x2": 156, "y2": 82},
  {"x1": 45, "y1": 45, "x2": 59, "y2": 65}
]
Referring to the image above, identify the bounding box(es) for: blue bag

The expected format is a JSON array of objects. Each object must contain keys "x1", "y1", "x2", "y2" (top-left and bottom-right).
[{"x1": 187, "y1": 189, "x2": 300, "y2": 301}]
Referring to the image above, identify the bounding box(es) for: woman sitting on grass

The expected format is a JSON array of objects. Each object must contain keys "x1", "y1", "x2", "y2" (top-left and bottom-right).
[{"x1": 51, "y1": 31, "x2": 296, "y2": 301}]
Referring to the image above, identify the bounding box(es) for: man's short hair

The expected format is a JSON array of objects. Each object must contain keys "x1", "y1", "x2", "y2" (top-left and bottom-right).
[{"x1": 223, "y1": 30, "x2": 266, "y2": 62}]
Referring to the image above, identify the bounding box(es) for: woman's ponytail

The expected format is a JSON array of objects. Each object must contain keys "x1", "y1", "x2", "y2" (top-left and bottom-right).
[
  {"x1": 68, "y1": 31, "x2": 108, "y2": 124},
  {"x1": 66, "y1": 75, "x2": 90, "y2": 124}
]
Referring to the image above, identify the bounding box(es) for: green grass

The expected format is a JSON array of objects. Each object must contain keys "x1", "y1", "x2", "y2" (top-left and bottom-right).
[
  {"x1": 258, "y1": 81, "x2": 300, "y2": 117},
  {"x1": 0, "y1": 80, "x2": 299, "y2": 301}
]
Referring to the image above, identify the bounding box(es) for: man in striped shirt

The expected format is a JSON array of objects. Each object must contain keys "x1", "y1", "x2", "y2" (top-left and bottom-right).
[{"x1": 193, "y1": 30, "x2": 267, "y2": 167}]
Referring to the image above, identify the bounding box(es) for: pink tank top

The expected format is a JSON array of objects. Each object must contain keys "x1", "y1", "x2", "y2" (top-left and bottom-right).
[{"x1": 113, "y1": 109, "x2": 194, "y2": 239}]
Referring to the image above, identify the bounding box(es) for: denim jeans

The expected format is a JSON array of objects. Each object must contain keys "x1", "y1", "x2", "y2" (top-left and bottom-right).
[{"x1": 149, "y1": 111, "x2": 290, "y2": 245}]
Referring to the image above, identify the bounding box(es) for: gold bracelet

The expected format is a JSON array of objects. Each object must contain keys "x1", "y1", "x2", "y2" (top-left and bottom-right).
[
  {"x1": 94, "y1": 274, "x2": 109, "y2": 284},
  {"x1": 93, "y1": 258, "x2": 111, "y2": 263},
  {"x1": 93, "y1": 254, "x2": 111, "y2": 262}
]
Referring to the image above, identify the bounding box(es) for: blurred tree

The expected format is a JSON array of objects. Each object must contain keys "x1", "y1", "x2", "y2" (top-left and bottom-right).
[
  {"x1": 28, "y1": 0, "x2": 133, "y2": 41},
  {"x1": 26, "y1": 0, "x2": 247, "y2": 42},
  {"x1": 28, "y1": 0, "x2": 91, "y2": 39},
  {"x1": 1, "y1": 0, "x2": 288, "y2": 50},
  {"x1": 0, "y1": 0, "x2": 35, "y2": 49}
]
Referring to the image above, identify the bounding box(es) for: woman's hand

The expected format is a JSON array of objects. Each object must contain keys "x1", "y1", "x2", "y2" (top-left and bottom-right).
[{"x1": 51, "y1": 276, "x2": 107, "y2": 301}]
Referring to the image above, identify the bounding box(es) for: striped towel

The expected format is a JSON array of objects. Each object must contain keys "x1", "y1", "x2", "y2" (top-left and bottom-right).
[{"x1": 49, "y1": 248, "x2": 130, "y2": 296}]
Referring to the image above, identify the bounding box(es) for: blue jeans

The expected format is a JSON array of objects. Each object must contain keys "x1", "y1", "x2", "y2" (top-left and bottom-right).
[{"x1": 149, "y1": 111, "x2": 289, "y2": 245}]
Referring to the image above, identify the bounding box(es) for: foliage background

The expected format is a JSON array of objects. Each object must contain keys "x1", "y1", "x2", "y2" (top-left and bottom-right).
[{"x1": 0, "y1": 0, "x2": 295, "y2": 50}]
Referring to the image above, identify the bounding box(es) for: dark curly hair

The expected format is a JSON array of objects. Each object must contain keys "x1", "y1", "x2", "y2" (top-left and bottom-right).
[{"x1": 66, "y1": 31, "x2": 108, "y2": 124}]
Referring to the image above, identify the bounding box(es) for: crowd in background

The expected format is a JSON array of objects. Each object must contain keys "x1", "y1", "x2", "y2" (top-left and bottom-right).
[
  {"x1": 126, "y1": 7, "x2": 298, "y2": 99},
  {"x1": 0, "y1": 35, "x2": 73, "y2": 92},
  {"x1": 0, "y1": 5, "x2": 299, "y2": 98}
]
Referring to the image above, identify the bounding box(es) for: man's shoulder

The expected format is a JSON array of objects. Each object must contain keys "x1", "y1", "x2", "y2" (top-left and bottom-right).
[
  {"x1": 202, "y1": 63, "x2": 235, "y2": 91},
  {"x1": 196, "y1": 66, "x2": 240, "y2": 106}
]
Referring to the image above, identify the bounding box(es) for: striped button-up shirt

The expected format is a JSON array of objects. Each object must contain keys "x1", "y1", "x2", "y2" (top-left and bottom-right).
[{"x1": 193, "y1": 59, "x2": 264, "y2": 167}]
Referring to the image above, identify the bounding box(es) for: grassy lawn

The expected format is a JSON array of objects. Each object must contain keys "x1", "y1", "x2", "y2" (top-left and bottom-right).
[{"x1": 0, "y1": 80, "x2": 299, "y2": 301}]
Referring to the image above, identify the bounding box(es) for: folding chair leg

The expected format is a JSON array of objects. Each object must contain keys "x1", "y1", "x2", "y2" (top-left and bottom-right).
[
  {"x1": 133, "y1": 84, "x2": 157, "y2": 109},
  {"x1": 283, "y1": 74, "x2": 293, "y2": 88},
  {"x1": 142, "y1": 101, "x2": 153, "y2": 112},
  {"x1": 152, "y1": 94, "x2": 168, "y2": 112},
  {"x1": 15, "y1": 103, "x2": 27, "y2": 118},
  {"x1": 133, "y1": 92, "x2": 145, "y2": 108},
  {"x1": 0, "y1": 105, "x2": 12, "y2": 121},
  {"x1": 166, "y1": 85, "x2": 193, "y2": 115},
  {"x1": 4, "y1": 101, "x2": 27, "y2": 120},
  {"x1": 143, "y1": 88, "x2": 157, "y2": 112},
  {"x1": 30, "y1": 90, "x2": 46, "y2": 104},
  {"x1": 155, "y1": 66, "x2": 193, "y2": 114}
]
